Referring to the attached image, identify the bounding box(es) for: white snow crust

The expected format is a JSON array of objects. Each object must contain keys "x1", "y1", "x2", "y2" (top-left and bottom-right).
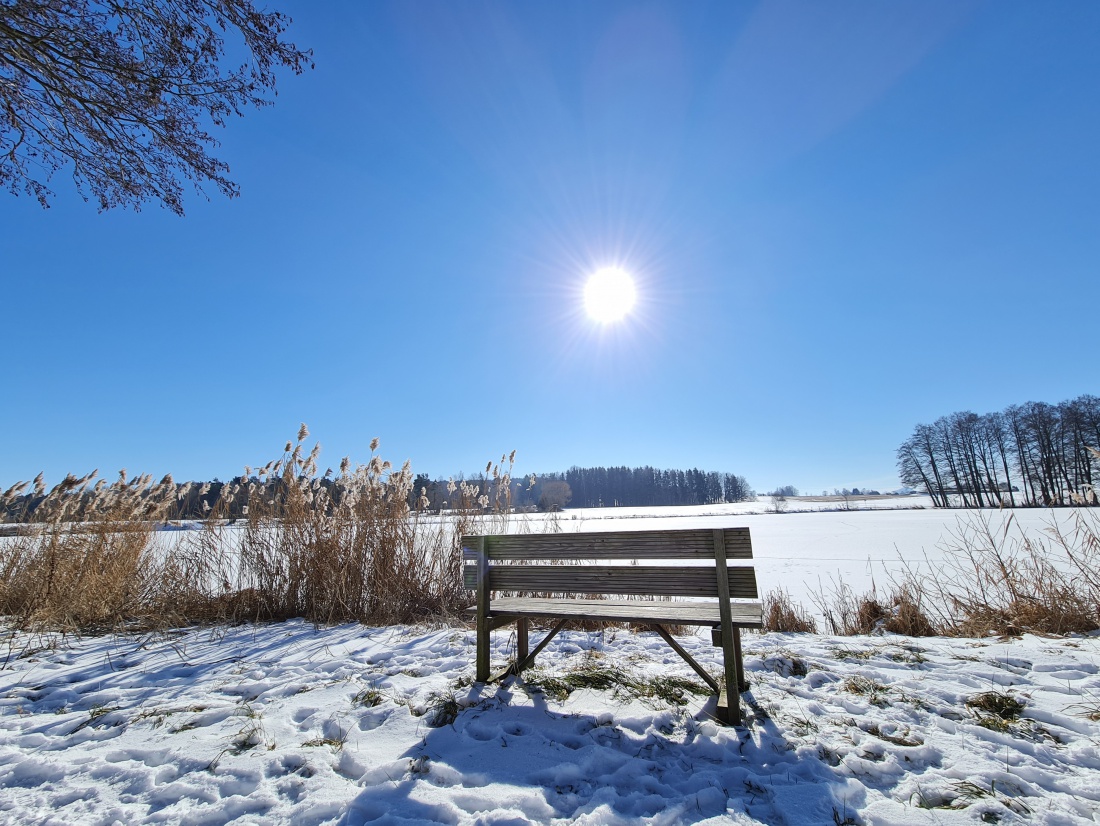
[{"x1": 2, "y1": 622, "x2": 1098, "y2": 824}]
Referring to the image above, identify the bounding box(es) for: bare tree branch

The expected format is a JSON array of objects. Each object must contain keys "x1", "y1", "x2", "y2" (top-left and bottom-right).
[{"x1": 0, "y1": 0, "x2": 312, "y2": 214}]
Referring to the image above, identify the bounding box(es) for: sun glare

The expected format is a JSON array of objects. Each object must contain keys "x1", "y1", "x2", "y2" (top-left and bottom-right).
[{"x1": 584, "y1": 267, "x2": 636, "y2": 323}]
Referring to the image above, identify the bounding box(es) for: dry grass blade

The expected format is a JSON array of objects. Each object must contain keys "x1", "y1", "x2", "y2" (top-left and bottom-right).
[
  {"x1": 762, "y1": 587, "x2": 817, "y2": 633},
  {"x1": 887, "y1": 511, "x2": 1100, "y2": 637},
  {"x1": 0, "y1": 426, "x2": 519, "y2": 631}
]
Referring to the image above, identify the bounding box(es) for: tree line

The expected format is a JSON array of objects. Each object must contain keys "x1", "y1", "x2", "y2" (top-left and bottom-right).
[
  {"x1": 4, "y1": 463, "x2": 755, "y2": 523},
  {"x1": 560, "y1": 466, "x2": 753, "y2": 509},
  {"x1": 412, "y1": 465, "x2": 753, "y2": 513},
  {"x1": 897, "y1": 394, "x2": 1099, "y2": 508}
]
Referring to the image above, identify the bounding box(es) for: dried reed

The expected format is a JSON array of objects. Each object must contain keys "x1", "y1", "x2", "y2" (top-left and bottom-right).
[
  {"x1": 0, "y1": 427, "x2": 517, "y2": 630},
  {"x1": 890, "y1": 510, "x2": 1100, "y2": 636}
]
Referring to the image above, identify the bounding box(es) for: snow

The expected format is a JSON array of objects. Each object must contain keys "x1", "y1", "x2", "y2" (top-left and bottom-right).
[
  {"x1": 2, "y1": 505, "x2": 1099, "y2": 825},
  {"x1": 539, "y1": 500, "x2": 1086, "y2": 623}
]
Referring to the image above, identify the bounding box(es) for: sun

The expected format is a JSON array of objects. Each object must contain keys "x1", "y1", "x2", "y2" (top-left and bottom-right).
[{"x1": 584, "y1": 267, "x2": 636, "y2": 323}]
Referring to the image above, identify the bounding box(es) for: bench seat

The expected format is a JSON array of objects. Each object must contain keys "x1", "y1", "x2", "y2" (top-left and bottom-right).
[{"x1": 466, "y1": 597, "x2": 762, "y2": 627}]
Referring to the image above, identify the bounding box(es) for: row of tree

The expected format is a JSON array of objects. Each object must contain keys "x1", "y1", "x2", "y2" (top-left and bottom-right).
[
  {"x1": 411, "y1": 466, "x2": 754, "y2": 513},
  {"x1": 897, "y1": 395, "x2": 1099, "y2": 508},
  {"x1": 559, "y1": 466, "x2": 753, "y2": 509},
  {"x1": 5, "y1": 462, "x2": 756, "y2": 523}
]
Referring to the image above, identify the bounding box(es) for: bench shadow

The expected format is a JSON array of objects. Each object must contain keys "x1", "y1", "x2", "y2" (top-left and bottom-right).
[{"x1": 336, "y1": 679, "x2": 865, "y2": 826}]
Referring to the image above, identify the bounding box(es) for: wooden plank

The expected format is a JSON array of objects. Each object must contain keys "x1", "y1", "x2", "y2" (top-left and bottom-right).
[
  {"x1": 465, "y1": 597, "x2": 763, "y2": 627},
  {"x1": 462, "y1": 564, "x2": 759, "y2": 599},
  {"x1": 510, "y1": 618, "x2": 567, "y2": 676},
  {"x1": 717, "y1": 690, "x2": 738, "y2": 726},
  {"x1": 713, "y1": 529, "x2": 742, "y2": 725},
  {"x1": 475, "y1": 536, "x2": 490, "y2": 682},
  {"x1": 460, "y1": 528, "x2": 753, "y2": 561},
  {"x1": 650, "y1": 624, "x2": 720, "y2": 693},
  {"x1": 517, "y1": 618, "x2": 528, "y2": 663}
]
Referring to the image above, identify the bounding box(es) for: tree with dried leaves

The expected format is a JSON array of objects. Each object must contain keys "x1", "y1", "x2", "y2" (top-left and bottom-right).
[{"x1": 0, "y1": 0, "x2": 312, "y2": 215}]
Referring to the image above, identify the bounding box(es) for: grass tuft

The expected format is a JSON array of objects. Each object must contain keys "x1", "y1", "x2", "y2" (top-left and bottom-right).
[
  {"x1": 966, "y1": 690, "x2": 1024, "y2": 721},
  {"x1": 842, "y1": 676, "x2": 890, "y2": 705},
  {"x1": 524, "y1": 661, "x2": 710, "y2": 707},
  {"x1": 424, "y1": 690, "x2": 461, "y2": 728},
  {"x1": 302, "y1": 735, "x2": 347, "y2": 751},
  {"x1": 761, "y1": 588, "x2": 817, "y2": 633},
  {"x1": 353, "y1": 684, "x2": 384, "y2": 708}
]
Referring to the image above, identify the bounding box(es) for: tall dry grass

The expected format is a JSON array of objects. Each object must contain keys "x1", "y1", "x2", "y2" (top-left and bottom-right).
[
  {"x1": 890, "y1": 510, "x2": 1100, "y2": 636},
  {"x1": 761, "y1": 587, "x2": 818, "y2": 633},
  {"x1": 0, "y1": 470, "x2": 180, "y2": 629},
  {"x1": 806, "y1": 509, "x2": 1100, "y2": 638},
  {"x1": 0, "y1": 426, "x2": 519, "y2": 631},
  {"x1": 809, "y1": 579, "x2": 936, "y2": 637}
]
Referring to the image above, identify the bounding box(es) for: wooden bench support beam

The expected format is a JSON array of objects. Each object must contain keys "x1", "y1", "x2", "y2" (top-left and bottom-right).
[
  {"x1": 717, "y1": 690, "x2": 735, "y2": 725},
  {"x1": 713, "y1": 529, "x2": 743, "y2": 725},
  {"x1": 517, "y1": 617, "x2": 529, "y2": 663},
  {"x1": 732, "y1": 625, "x2": 748, "y2": 692},
  {"x1": 497, "y1": 618, "x2": 567, "y2": 681},
  {"x1": 649, "y1": 624, "x2": 720, "y2": 694},
  {"x1": 486, "y1": 615, "x2": 515, "y2": 632},
  {"x1": 475, "y1": 537, "x2": 490, "y2": 682}
]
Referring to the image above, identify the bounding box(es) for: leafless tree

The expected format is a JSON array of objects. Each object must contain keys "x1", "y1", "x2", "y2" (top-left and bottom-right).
[
  {"x1": 897, "y1": 395, "x2": 1100, "y2": 508},
  {"x1": 0, "y1": 0, "x2": 311, "y2": 214},
  {"x1": 537, "y1": 481, "x2": 572, "y2": 512}
]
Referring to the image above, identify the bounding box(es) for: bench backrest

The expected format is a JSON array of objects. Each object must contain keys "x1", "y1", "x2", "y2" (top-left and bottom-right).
[{"x1": 461, "y1": 527, "x2": 757, "y2": 599}]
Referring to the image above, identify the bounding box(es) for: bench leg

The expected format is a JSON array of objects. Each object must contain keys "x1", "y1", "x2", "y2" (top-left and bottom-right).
[
  {"x1": 476, "y1": 618, "x2": 490, "y2": 683},
  {"x1": 717, "y1": 626, "x2": 742, "y2": 726},
  {"x1": 509, "y1": 618, "x2": 567, "y2": 677},
  {"x1": 475, "y1": 538, "x2": 490, "y2": 682},
  {"x1": 717, "y1": 690, "x2": 740, "y2": 726},
  {"x1": 517, "y1": 618, "x2": 529, "y2": 665},
  {"x1": 733, "y1": 627, "x2": 748, "y2": 692}
]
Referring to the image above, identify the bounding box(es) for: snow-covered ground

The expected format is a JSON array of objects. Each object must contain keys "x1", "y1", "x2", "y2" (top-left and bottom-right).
[
  {"x1": 1, "y1": 621, "x2": 1098, "y2": 825},
  {"x1": 2, "y1": 504, "x2": 1098, "y2": 825}
]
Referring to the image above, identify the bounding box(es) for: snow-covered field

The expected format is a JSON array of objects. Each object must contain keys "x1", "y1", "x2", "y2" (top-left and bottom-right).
[
  {"x1": 2, "y1": 504, "x2": 1099, "y2": 825},
  {"x1": 538, "y1": 498, "x2": 1084, "y2": 619}
]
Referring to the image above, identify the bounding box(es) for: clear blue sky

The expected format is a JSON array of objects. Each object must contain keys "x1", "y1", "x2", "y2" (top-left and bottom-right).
[{"x1": 3, "y1": 1, "x2": 1099, "y2": 496}]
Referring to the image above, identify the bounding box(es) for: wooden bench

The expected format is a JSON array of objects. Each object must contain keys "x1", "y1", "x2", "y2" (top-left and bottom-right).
[{"x1": 463, "y1": 527, "x2": 762, "y2": 725}]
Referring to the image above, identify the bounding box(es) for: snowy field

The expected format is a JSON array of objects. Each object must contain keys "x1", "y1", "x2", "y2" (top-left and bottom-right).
[
  {"x1": 515, "y1": 498, "x2": 1085, "y2": 620},
  {"x1": 2, "y1": 504, "x2": 1099, "y2": 825}
]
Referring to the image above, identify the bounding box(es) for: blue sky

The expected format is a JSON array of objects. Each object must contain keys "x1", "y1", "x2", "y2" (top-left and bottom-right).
[{"x1": 3, "y1": 0, "x2": 1099, "y2": 496}]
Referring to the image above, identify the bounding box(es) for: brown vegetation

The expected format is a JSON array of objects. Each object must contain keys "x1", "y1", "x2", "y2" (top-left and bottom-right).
[
  {"x1": 0, "y1": 426, "x2": 517, "y2": 631},
  {"x1": 808, "y1": 509, "x2": 1100, "y2": 638},
  {"x1": 892, "y1": 510, "x2": 1100, "y2": 637},
  {"x1": 3, "y1": 438, "x2": 1098, "y2": 639},
  {"x1": 761, "y1": 587, "x2": 817, "y2": 633}
]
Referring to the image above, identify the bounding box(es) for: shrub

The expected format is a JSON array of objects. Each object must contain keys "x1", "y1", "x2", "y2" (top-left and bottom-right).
[
  {"x1": 761, "y1": 587, "x2": 817, "y2": 633},
  {"x1": 809, "y1": 578, "x2": 938, "y2": 637},
  {"x1": 891, "y1": 510, "x2": 1100, "y2": 636}
]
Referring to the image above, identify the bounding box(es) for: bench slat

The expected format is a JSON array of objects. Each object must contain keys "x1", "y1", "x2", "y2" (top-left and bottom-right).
[
  {"x1": 462, "y1": 564, "x2": 759, "y2": 599},
  {"x1": 466, "y1": 597, "x2": 763, "y2": 627},
  {"x1": 460, "y1": 528, "x2": 752, "y2": 561}
]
